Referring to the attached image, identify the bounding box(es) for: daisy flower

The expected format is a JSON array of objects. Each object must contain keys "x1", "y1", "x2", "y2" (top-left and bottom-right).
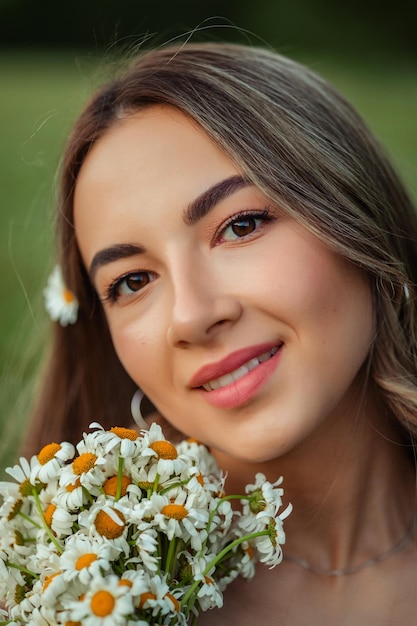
[
  {"x1": 78, "y1": 498, "x2": 130, "y2": 555},
  {"x1": 39, "y1": 570, "x2": 68, "y2": 608},
  {"x1": 127, "y1": 527, "x2": 159, "y2": 572},
  {"x1": 235, "y1": 541, "x2": 257, "y2": 579},
  {"x1": 176, "y1": 438, "x2": 220, "y2": 476},
  {"x1": 67, "y1": 574, "x2": 134, "y2": 626},
  {"x1": 9, "y1": 585, "x2": 42, "y2": 623},
  {"x1": 31, "y1": 441, "x2": 75, "y2": 484},
  {"x1": 185, "y1": 554, "x2": 224, "y2": 611},
  {"x1": 59, "y1": 443, "x2": 108, "y2": 491},
  {"x1": 252, "y1": 517, "x2": 285, "y2": 568},
  {"x1": 139, "y1": 423, "x2": 187, "y2": 478},
  {"x1": 59, "y1": 535, "x2": 120, "y2": 584},
  {"x1": 26, "y1": 542, "x2": 60, "y2": 580},
  {"x1": 43, "y1": 264, "x2": 78, "y2": 326},
  {"x1": 0, "y1": 423, "x2": 291, "y2": 624},
  {"x1": 54, "y1": 477, "x2": 85, "y2": 510},
  {"x1": 41, "y1": 502, "x2": 76, "y2": 538},
  {"x1": 196, "y1": 574, "x2": 223, "y2": 611},
  {"x1": 152, "y1": 491, "x2": 209, "y2": 551},
  {"x1": 5, "y1": 456, "x2": 41, "y2": 490},
  {"x1": 244, "y1": 472, "x2": 284, "y2": 516},
  {"x1": 89, "y1": 422, "x2": 144, "y2": 459},
  {"x1": 136, "y1": 573, "x2": 182, "y2": 621}
]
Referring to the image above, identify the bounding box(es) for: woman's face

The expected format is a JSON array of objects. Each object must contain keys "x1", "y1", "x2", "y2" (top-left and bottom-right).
[{"x1": 74, "y1": 106, "x2": 374, "y2": 462}]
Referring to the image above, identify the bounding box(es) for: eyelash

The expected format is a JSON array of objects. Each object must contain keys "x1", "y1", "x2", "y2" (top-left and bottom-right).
[
  {"x1": 103, "y1": 270, "x2": 155, "y2": 304},
  {"x1": 102, "y1": 207, "x2": 274, "y2": 304},
  {"x1": 214, "y1": 207, "x2": 274, "y2": 244}
]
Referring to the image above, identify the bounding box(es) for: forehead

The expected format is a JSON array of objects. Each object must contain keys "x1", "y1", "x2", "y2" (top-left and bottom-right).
[
  {"x1": 73, "y1": 106, "x2": 242, "y2": 260},
  {"x1": 75, "y1": 105, "x2": 238, "y2": 194}
]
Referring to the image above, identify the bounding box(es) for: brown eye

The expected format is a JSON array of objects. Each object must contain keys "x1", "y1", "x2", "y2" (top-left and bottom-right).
[
  {"x1": 107, "y1": 271, "x2": 155, "y2": 302},
  {"x1": 125, "y1": 274, "x2": 150, "y2": 292},
  {"x1": 222, "y1": 215, "x2": 262, "y2": 241},
  {"x1": 230, "y1": 217, "x2": 257, "y2": 237}
]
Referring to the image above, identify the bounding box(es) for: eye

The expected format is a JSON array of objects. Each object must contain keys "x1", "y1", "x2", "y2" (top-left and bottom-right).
[
  {"x1": 217, "y1": 209, "x2": 273, "y2": 243},
  {"x1": 104, "y1": 271, "x2": 155, "y2": 303}
]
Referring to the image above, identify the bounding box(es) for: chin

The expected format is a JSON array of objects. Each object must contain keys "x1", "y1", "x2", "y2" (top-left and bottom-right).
[{"x1": 222, "y1": 439, "x2": 288, "y2": 464}]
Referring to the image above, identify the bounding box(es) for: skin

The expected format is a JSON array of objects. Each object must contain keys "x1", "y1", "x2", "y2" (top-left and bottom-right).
[{"x1": 74, "y1": 106, "x2": 417, "y2": 624}]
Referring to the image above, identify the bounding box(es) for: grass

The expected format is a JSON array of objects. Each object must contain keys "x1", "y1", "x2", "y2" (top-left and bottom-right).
[{"x1": 0, "y1": 49, "x2": 416, "y2": 473}]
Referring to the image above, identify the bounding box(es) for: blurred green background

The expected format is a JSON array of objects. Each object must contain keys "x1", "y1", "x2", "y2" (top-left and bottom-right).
[{"x1": 1, "y1": 0, "x2": 416, "y2": 472}]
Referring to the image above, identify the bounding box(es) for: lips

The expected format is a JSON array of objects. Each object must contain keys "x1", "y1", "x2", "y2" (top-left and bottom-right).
[
  {"x1": 190, "y1": 342, "x2": 283, "y2": 409},
  {"x1": 189, "y1": 342, "x2": 282, "y2": 390},
  {"x1": 201, "y1": 346, "x2": 279, "y2": 391}
]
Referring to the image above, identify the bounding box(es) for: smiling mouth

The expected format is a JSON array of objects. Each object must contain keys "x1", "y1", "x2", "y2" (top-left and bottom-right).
[{"x1": 201, "y1": 346, "x2": 280, "y2": 391}]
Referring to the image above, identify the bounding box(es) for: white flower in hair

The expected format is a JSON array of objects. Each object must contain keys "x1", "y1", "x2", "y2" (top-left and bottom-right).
[{"x1": 44, "y1": 265, "x2": 78, "y2": 326}]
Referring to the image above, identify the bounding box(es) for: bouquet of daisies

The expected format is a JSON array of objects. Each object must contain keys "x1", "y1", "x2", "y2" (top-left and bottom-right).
[{"x1": 0, "y1": 422, "x2": 291, "y2": 625}]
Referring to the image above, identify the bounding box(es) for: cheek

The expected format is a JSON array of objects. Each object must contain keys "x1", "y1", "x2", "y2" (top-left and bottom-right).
[
  {"x1": 235, "y1": 246, "x2": 342, "y2": 325},
  {"x1": 108, "y1": 317, "x2": 160, "y2": 386}
]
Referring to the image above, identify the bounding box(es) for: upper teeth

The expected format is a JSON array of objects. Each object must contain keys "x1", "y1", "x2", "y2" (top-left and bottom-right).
[{"x1": 202, "y1": 347, "x2": 279, "y2": 392}]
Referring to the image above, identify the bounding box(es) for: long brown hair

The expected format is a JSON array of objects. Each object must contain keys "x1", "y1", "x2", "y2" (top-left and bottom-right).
[{"x1": 23, "y1": 42, "x2": 417, "y2": 455}]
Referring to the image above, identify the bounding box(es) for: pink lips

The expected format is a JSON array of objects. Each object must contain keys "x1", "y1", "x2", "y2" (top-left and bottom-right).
[{"x1": 189, "y1": 342, "x2": 283, "y2": 409}]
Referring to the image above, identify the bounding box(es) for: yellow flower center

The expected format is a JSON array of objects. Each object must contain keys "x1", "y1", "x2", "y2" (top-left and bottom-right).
[
  {"x1": 90, "y1": 590, "x2": 115, "y2": 617},
  {"x1": 65, "y1": 622, "x2": 82, "y2": 626},
  {"x1": 118, "y1": 579, "x2": 133, "y2": 588},
  {"x1": 150, "y1": 440, "x2": 177, "y2": 459},
  {"x1": 196, "y1": 473, "x2": 204, "y2": 486},
  {"x1": 63, "y1": 288, "x2": 76, "y2": 303},
  {"x1": 7, "y1": 499, "x2": 23, "y2": 521},
  {"x1": 95, "y1": 509, "x2": 126, "y2": 539},
  {"x1": 161, "y1": 503, "x2": 188, "y2": 520},
  {"x1": 19, "y1": 478, "x2": 32, "y2": 497},
  {"x1": 138, "y1": 591, "x2": 156, "y2": 608},
  {"x1": 43, "y1": 571, "x2": 61, "y2": 591},
  {"x1": 204, "y1": 575, "x2": 214, "y2": 585},
  {"x1": 165, "y1": 592, "x2": 180, "y2": 612},
  {"x1": 38, "y1": 442, "x2": 61, "y2": 465},
  {"x1": 268, "y1": 518, "x2": 277, "y2": 547},
  {"x1": 103, "y1": 475, "x2": 131, "y2": 497},
  {"x1": 249, "y1": 488, "x2": 266, "y2": 514},
  {"x1": 14, "y1": 583, "x2": 26, "y2": 604},
  {"x1": 75, "y1": 553, "x2": 98, "y2": 570},
  {"x1": 66, "y1": 478, "x2": 82, "y2": 492},
  {"x1": 44, "y1": 503, "x2": 57, "y2": 527},
  {"x1": 110, "y1": 426, "x2": 139, "y2": 440},
  {"x1": 72, "y1": 452, "x2": 97, "y2": 475},
  {"x1": 244, "y1": 543, "x2": 255, "y2": 560},
  {"x1": 138, "y1": 480, "x2": 154, "y2": 490},
  {"x1": 14, "y1": 530, "x2": 24, "y2": 546}
]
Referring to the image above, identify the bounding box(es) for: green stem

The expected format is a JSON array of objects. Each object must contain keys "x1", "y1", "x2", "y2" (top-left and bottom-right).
[
  {"x1": 159, "y1": 477, "x2": 191, "y2": 496},
  {"x1": 31, "y1": 487, "x2": 63, "y2": 554},
  {"x1": 181, "y1": 529, "x2": 269, "y2": 608},
  {"x1": 17, "y1": 510, "x2": 42, "y2": 529},
  {"x1": 153, "y1": 472, "x2": 160, "y2": 493},
  {"x1": 200, "y1": 494, "x2": 250, "y2": 557},
  {"x1": 6, "y1": 561, "x2": 38, "y2": 579},
  {"x1": 82, "y1": 486, "x2": 95, "y2": 505},
  {"x1": 164, "y1": 537, "x2": 177, "y2": 579}
]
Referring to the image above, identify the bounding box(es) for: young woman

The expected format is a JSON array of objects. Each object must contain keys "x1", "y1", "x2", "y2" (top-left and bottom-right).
[{"x1": 24, "y1": 42, "x2": 417, "y2": 623}]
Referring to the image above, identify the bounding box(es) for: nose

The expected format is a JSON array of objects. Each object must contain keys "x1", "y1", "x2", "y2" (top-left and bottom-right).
[{"x1": 166, "y1": 258, "x2": 242, "y2": 348}]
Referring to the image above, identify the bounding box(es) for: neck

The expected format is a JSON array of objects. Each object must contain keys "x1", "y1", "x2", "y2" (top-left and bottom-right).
[{"x1": 213, "y1": 392, "x2": 416, "y2": 573}]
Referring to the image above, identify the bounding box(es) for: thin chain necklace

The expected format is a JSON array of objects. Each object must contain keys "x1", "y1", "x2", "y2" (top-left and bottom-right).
[{"x1": 284, "y1": 521, "x2": 415, "y2": 577}]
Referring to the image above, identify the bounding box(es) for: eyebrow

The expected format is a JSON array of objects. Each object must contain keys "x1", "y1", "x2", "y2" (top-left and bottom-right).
[
  {"x1": 89, "y1": 243, "x2": 144, "y2": 282},
  {"x1": 88, "y1": 175, "x2": 252, "y2": 281},
  {"x1": 184, "y1": 174, "x2": 252, "y2": 225}
]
